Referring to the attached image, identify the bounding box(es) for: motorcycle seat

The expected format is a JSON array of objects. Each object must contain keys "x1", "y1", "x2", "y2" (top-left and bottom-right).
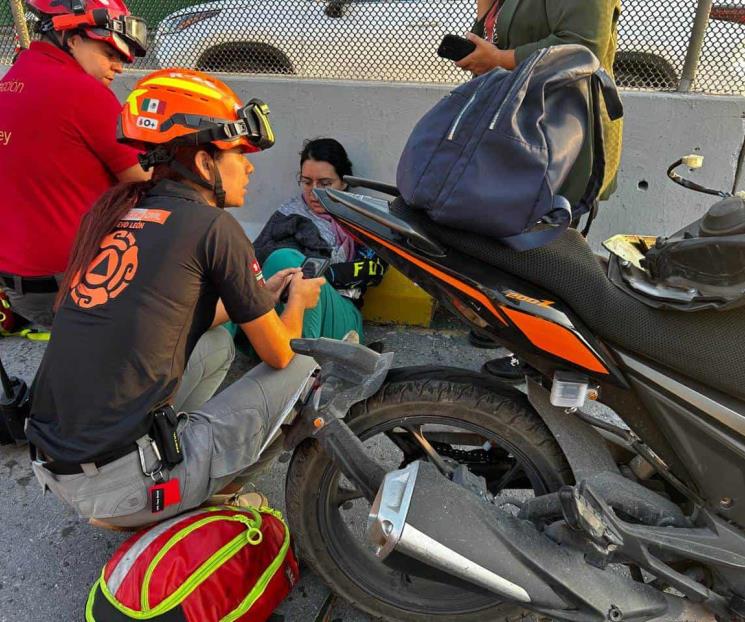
[{"x1": 391, "y1": 199, "x2": 745, "y2": 400}]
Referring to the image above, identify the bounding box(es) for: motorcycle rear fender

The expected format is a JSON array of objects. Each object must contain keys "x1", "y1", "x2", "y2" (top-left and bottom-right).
[{"x1": 526, "y1": 378, "x2": 619, "y2": 480}]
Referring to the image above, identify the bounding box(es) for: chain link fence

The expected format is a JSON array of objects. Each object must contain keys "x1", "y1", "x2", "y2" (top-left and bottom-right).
[{"x1": 1, "y1": 0, "x2": 744, "y2": 94}]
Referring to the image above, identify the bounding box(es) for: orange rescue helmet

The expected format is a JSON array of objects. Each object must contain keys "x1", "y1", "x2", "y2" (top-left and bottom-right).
[
  {"x1": 118, "y1": 69, "x2": 275, "y2": 207},
  {"x1": 119, "y1": 68, "x2": 275, "y2": 161}
]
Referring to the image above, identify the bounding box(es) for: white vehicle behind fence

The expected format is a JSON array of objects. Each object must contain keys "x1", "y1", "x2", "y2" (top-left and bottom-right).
[{"x1": 153, "y1": 0, "x2": 745, "y2": 92}]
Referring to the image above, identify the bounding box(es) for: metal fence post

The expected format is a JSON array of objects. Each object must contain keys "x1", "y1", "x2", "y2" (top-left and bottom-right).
[
  {"x1": 9, "y1": 0, "x2": 31, "y2": 50},
  {"x1": 678, "y1": 0, "x2": 713, "y2": 92}
]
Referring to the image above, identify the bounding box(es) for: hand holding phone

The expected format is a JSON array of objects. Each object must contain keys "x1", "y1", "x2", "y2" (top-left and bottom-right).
[
  {"x1": 437, "y1": 34, "x2": 477, "y2": 62},
  {"x1": 280, "y1": 257, "x2": 330, "y2": 304},
  {"x1": 300, "y1": 257, "x2": 331, "y2": 279}
]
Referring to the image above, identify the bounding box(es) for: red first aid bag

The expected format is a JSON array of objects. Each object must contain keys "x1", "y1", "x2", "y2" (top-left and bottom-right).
[{"x1": 86, "y1": 506, "x2": 298, "y2": 621}]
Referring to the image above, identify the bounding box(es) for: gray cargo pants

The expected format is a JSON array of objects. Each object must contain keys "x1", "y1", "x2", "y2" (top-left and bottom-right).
[{"x1": 31, "y1": 326, "x2": 317, "y2": 527}]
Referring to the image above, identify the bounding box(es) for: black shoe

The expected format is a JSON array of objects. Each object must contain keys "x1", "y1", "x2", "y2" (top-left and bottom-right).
[
  {"x1": 468, "y1": 329, "x2": 500, "y2": 349},
  {"x1": 481, "y1": 355, "x2": 536, "y2": 384}
]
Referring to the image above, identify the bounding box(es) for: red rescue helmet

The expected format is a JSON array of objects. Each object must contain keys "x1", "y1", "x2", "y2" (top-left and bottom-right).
[{"x1": 28, "y1": 0, "x2": 147, "y2": 63}]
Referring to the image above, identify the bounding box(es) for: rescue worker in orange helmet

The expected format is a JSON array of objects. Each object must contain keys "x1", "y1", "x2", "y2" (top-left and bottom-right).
[
  {"x1": 27, "y1": 70, "x2": 323, "y2": 528},
  {"x1": 0, "y1": 0, "x2": 150, "y2": 329}
]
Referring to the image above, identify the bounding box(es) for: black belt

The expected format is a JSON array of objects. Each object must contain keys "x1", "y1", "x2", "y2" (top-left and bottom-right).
[
  {"x1": 1, "y1": 274, "x2": 59, "y2": 294},
  {"x1": 36, "y1": 443, "x2": 138, "y2": 476}
]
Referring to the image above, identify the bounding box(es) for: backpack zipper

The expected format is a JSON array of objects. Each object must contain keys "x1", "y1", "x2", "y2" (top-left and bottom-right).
[
  {"x1": 488, "y1": 49, "x2": 548, "y2": 131},
  {"x1": 447, "y1": 85, "x2": 482, "y2": 141}
]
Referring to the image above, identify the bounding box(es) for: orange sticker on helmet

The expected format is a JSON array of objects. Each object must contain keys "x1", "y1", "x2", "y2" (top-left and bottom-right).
[{"x1": 71, "y1": 231, "x2": 139, "y2": 309}]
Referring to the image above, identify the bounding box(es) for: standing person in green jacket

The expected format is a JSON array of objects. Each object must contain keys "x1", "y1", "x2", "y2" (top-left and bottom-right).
[{"x1": 453, "y1": 0, "x2": 624, "y2": 381}]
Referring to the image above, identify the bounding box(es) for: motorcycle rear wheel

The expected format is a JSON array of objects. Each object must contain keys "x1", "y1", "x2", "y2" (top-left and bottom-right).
[{"x1": 285, "y1": 369, "x2": 571, "y2": 621}]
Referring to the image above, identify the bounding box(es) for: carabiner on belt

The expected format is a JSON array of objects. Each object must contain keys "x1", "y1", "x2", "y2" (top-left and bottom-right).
[{"x1": 137, "y1": 436, "x2": 165, "y2": 482}]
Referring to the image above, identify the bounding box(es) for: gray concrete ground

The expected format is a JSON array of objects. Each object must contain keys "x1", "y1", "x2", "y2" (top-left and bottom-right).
[{"x1": 0, "y1": 319, "x2": 502, "y2": 622}]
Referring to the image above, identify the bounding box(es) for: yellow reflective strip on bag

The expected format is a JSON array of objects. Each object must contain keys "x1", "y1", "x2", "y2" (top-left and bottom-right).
[
  {"x1": 141, "y1": 511, "x2": 261, "y2": 612},
  {"x1": 220, "y1": 509, "x2": 291, "y2": 622},
  {"x1": 94, "y1": 507, "x2": 282, "y2": 620},
  {"x1": 85, "y1": 578, "x2": 100, "y2": 622}
]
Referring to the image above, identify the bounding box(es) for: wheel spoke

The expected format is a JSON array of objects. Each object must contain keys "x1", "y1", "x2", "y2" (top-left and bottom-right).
[
  {"x1": 493, "y1": 460, "x2": 523, "y2": 493},
  {"x1": 332, "y1": 486, "x2": 364, "y2": 507},
  {"x1": 405, "y1": 425, "x2": 454, "y2": 475},
  {"x1": 414, "y1": 431, "x2": 487, "y2": 446},
  {"x1": 385, "y1": 429, "x2": 422, "y2": 458}
]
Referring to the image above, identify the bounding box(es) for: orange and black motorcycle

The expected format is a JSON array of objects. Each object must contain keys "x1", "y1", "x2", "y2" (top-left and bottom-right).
[{"x1": 282, "y1": 164, "x2": 745, "y2": 621}]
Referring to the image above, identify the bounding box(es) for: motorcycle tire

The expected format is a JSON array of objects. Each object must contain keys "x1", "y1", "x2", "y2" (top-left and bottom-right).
[{"x1": 285, "y1": 368, "x2": 571, "y2": 621}]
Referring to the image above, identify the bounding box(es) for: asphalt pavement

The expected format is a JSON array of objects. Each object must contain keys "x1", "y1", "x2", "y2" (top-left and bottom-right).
[{"x1": 0, "y1": 320, "x2": 501, "y2": 622}]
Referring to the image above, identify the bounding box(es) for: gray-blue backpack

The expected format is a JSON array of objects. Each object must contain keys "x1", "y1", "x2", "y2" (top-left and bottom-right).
[{"x1": 396, "y1": 45, "x2": 623, "y2": 251}]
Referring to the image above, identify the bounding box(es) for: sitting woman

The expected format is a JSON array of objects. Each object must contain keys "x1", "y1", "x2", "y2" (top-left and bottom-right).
[{"x1": 253, "y1": 138, "x2": 385, "y2": 342}]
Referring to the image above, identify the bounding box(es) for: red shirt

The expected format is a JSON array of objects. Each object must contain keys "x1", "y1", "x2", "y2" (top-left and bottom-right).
[{"x1": 0, "y1": 42, "x2": 140, "y2": 276}]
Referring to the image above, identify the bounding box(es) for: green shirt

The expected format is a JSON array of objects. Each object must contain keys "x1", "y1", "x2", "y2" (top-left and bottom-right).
[{"x1": 494, "y1": 0, "x2": 624, "y2": 203}]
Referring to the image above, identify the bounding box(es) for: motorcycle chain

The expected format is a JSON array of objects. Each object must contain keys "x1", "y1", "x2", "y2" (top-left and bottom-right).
[{"x1": 430, "y1": 440, "x2": 504, "y2": 465}]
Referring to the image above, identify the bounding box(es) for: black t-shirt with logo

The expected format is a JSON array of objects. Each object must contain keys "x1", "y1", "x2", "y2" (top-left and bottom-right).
[{"x1": 28, "y1": 180, "x2": 275, "y2": 462}]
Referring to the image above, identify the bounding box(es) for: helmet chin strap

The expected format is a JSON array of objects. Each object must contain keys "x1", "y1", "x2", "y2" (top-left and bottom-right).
[
  {"x1": 43, "y1": 28, "x2": 72, "y2": 55},
  {"x1": 212, "y1": 165, "x2": 226, "y2": 209},
  {"x1": 167, "y1": 155, "x2": 226, "y2": 209},
  {"x1": 37, "y1": 18, "x2": 80, "y2": 57}
]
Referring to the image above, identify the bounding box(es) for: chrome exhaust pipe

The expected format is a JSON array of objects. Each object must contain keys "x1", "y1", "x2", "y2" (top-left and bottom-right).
[
  {"x1": 367, "y1": 462, "x2": 531, "y2": 603},
  {"x1": 366, "y1": 460, "x2": 701, "y2": 621}
]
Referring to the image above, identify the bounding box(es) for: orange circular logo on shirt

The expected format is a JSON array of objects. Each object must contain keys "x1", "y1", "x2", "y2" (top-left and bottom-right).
[{"x1": 71, "y1": 231, "x2": 139, "y2": 309}]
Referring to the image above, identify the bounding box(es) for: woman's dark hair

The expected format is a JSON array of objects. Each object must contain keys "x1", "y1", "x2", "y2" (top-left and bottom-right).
[
  {"x1": 55, "y1": 144, "x2": 221, "y2": 309},
  {"x1": 300, "y1": 138, "x2": 353, "y2": 179}
]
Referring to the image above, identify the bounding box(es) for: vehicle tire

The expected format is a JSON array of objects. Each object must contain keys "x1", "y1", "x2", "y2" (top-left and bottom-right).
[
  {"x1": 197, "y1": 42, "x2": 294, "y2": 75},
  {"x1": 285, "y1": 368, "x2": 571, "y2": 622},
  {"x1": 613, "y1": 51, "x2": 678, "y2": 90}
]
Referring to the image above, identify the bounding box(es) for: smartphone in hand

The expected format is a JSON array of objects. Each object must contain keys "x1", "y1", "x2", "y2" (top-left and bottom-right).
[
  {"x1": 437, "y1": 34, "x2": 477, "y2": 62},
  {"x1": 279, "y1": 256, "x2": 331, "y2": 303},
  {"x1": 300, "y1": 256, "x2": 331, "y2": 279}
]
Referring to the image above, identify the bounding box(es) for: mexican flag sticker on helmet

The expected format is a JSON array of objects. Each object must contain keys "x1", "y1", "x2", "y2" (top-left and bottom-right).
[{"x1": 142, "y1": 99, "x2": 166, "y2": 114}]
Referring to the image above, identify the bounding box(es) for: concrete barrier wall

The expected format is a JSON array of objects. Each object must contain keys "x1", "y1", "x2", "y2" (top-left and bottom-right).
[{"x1": 5, "y1": 62, "x2": 744, "y2": 248}]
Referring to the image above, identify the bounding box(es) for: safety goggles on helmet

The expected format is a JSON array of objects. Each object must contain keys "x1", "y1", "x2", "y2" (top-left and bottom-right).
[
  {"x1": 160, "y1": 99, "x2": 275, "y2": 153},
  {"x1": 39, "y1": 8, "x2": 147, "y2": 62}
]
